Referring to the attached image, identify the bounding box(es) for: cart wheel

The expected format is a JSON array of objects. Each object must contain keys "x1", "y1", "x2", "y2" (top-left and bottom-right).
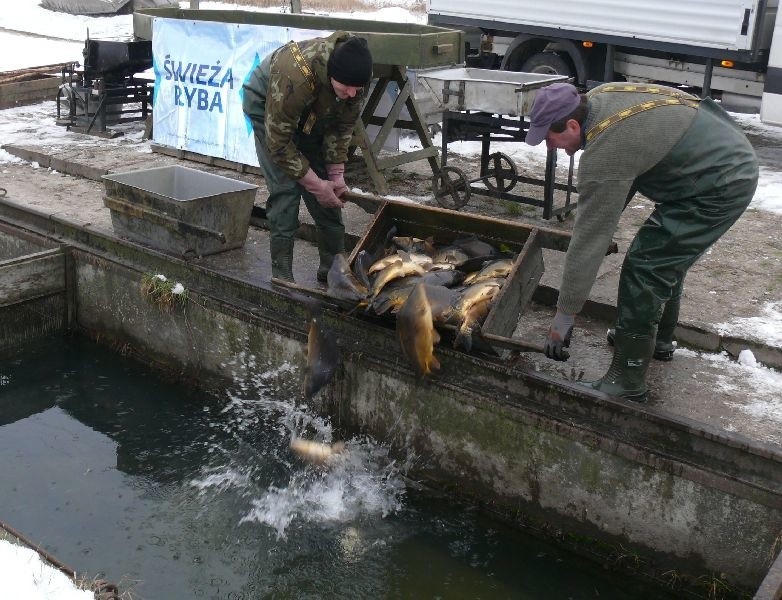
[
  {"x1": 432, "y1": 166, "x2": 470, "y2": 210},
  {"x1": 483, "y1": 152, "x2": 518, "y2": 193}
]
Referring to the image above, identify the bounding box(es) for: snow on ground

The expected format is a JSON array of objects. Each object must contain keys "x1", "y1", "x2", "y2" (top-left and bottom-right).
[
  {"x1": 716, "y1": 302, "x2": 782, "y2": 347},
  {"x1": 0, "y1": 539, "x2": 93, "y2": 600},
  {"x1": 678, "y1": 347, "x2": 782, "y2": 441}
]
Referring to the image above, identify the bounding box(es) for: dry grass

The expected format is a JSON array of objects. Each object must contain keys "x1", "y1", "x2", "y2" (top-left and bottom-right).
[{"x1": 216, "y1": 0, "x2": 426, "y2": 16}]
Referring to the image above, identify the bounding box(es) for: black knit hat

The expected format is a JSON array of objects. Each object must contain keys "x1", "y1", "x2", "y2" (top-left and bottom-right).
[{"x1": 327, "y1": 37, "x2": 373, "y2": 87}]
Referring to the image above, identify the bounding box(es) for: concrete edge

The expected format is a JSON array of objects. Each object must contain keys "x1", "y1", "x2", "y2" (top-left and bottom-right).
[
  {"x1": 754, "y1": 545, "x2": 782, "y2": 600},
  {"x1": 3, "y1": 142, "x2": 782, "y2": 370}
]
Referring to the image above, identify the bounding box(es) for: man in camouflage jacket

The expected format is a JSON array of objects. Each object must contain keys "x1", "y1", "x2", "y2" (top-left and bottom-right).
[
  {"x1": 525, "y1": 82, "x2": 758, "y2": 401},
  {"x1": 242, "y1": 32, "x2": 372, "y2": 282}
]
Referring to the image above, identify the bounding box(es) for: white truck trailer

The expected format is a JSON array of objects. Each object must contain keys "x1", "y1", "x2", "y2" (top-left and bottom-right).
[{"x1": 426, "y1": 0, "x2": 782, "y2": 125}]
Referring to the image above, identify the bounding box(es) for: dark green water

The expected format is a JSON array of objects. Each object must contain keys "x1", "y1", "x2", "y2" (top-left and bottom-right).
[{"x1": 0, "y1": 337, "x2": 675, "y2": 600}]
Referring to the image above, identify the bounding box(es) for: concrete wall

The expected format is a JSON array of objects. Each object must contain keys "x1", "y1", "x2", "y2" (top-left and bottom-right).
[
  {"x1": 0, "y1": 228, "x2": 66, "y2": 351},
  {"x1": 69, "y1": 247, "x2": 782, "y2": 592}
]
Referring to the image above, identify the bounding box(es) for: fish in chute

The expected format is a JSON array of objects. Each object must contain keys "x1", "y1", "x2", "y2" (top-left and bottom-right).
[
  {"x1": 327, "y1": 253, "x2": 369, "y2": 303},
  {"x1": 302, "y1": 300, "x2": 341, "y2": 400}
]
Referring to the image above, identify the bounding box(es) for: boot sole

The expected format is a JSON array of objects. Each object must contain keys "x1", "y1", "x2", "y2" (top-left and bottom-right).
[{"x1": 621, "y1": 391, "x2": 648, "y2": 403}]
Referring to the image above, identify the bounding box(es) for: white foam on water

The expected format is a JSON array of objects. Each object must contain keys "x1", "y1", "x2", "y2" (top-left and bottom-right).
[
  {"x1": 190, "y1": 466, "x2": 252, "y2": 493},
  {"x1": 240, "y1": 439, "x2": 405, "y2": 539},
  {"x1": 190, "y1": 360, "x2": 406, "y2": 537}
]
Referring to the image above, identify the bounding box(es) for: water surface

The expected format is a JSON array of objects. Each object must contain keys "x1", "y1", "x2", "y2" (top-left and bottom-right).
[{"x1": 0, "y1": 337, "x2": 675, "y2": 599}]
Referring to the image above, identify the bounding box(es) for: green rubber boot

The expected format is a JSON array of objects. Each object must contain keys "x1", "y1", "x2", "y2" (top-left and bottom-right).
[
  {"x1": 607, "y1": 293, "x2": 680, "y2": 361},
  {"x1": 316, "y1": 228, "x2": 345, "y2": 283},
  {"x1": 270, "y1": 237, "x2": 295, "y2": 282},
  {"x1": 588, "y1": 329, "x2": 655, "y2": 402}
]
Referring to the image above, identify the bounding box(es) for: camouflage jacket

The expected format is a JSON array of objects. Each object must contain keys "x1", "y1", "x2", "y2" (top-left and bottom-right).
[{"x1": 256, "y1": 31, "x2": 365, "y2": 180}]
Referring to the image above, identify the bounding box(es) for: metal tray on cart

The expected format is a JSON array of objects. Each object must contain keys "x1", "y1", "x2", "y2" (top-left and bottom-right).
[{"x1": 416, "y1": 67, "x2": 568, "y2": 117}]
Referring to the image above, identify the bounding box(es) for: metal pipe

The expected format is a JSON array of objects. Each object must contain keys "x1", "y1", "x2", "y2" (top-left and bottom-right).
[
  {"x1": 603, "y1": 44, "x2": 615, "y2": 82},
  {"x1": 702, "y1": 58, "x2": 714, "y2": 98}
]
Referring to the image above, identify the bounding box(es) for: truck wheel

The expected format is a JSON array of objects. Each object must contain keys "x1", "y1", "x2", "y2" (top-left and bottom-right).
[{"x1": 519, "y1": 52, "x2": 573, "y2": 78}]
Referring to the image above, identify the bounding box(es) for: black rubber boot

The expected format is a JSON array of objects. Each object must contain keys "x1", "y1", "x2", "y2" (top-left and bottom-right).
[
  {"x1": 587, "y1": 329, "x2": 655, "y2": 402},
  {"x1": 270, "y1": 238, "x2": 295, "y2": 282},
  {"x1": 316, "y1": 228, "x2": 345, "y2": 283},
  {"x1": 651, "y1": 294, "x2": 680, "y2": 361}
]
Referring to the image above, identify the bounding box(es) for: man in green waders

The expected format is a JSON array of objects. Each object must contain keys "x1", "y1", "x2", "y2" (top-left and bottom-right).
[
  {"x1": 525, "y1": 82, "x2": 758, "y2": 402},
  {"x1": 242, "y1": 33, "x2": 372, "y2": 282}
]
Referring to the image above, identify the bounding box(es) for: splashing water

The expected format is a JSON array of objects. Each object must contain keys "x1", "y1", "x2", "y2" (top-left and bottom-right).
[
  {"x1": 241, "y1": 439, "x2": 405, "y2": 538},
  {"x1": 189, "y1": 356, "x2": 407, "y2": 538}
]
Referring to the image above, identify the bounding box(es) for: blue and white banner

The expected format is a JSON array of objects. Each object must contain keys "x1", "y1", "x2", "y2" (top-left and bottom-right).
[{"x1": 152, "y1": 19, "x2": 329, "y2": 166}]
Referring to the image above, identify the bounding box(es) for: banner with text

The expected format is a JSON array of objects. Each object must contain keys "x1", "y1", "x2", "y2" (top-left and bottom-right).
[{"x1": 152, "y1": 19, "x2": 328, "y2": 167}]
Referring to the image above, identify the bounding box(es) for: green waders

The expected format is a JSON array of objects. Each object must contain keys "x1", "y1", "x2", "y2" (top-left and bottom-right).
[
  {"x1": 607, "y1": 279, "x2": 680, "y2": 361},
  {"x1": 242, "y1": 55, "x2": 345, "y2": 283},
  {"x1": 591, "y1": 98, "x2": 758, "y2": 401}
]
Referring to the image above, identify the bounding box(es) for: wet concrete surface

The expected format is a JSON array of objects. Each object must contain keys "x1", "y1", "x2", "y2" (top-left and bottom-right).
[{"x1": 1, "y1": 118, "x2": 781, "y2": 449}]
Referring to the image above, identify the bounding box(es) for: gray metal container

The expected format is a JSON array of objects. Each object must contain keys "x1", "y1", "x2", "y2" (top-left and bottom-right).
[
  {"x1": 416, "y1": 67, "x2": 568, "y2": 116},
  {"x1": 102, "y1": 165, "x2": 257, "y2": 258}
]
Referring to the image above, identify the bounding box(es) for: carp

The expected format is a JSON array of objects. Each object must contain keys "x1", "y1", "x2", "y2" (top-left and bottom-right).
[
  {"x1": 370, "y1": 275, "x2": 421, "y2": 315},
  {"x1": 368, "y1": 253, "x2": 402, "y2": 275},
  {"x1": 453, "y1": 297, "x2": 493, "y2": 352},
  {"x1": 327, "y1": 253, "x2": 369, "y2": 303},
  {"x1": 462, "y1": 258, "x2": 514, "y2": 285},
  {"x1": 370, "y1": 255, "x2": 428, "y2": 299},
  {"x1": 421, "y1": 269, "x2": 465, "y2": 288},
  {"x1": 372, "y1": 270, "x2": 463, "y2": 315},
  {"x1": 432, "y1": 245, "x2": 470, "y2": 267},
  {"x1": 303, "y1": 304, "x2": 341, "y2": 399},
  {"x1": 452, "y1": 235, "x2": 499, "y2": 258},
  {"x1": 368, "y1": 251, "x2": 432, "y2": 275},
  {"x1": 396, "y1": 283, "x2": 456, "y2": 377},
  {"x1": 290, "y1": 438, "x2": 346, "y2": 466},
  {"x1": 353, "y1": 249, "x2": 373, "y2": 290},
  {"x1": 391, "y1": 235, "x2": 435, "y2": 255},
  {"x1": 453, "y1": 279, "x2": 503, "y2": 316}
]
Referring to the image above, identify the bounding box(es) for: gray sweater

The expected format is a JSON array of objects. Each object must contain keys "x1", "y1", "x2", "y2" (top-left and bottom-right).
[{"x1": 557, "y1": 85, "x2": 698, "y2": 315}]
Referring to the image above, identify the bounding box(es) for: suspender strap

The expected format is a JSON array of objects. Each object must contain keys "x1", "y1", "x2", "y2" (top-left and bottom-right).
[
  {"x1": 286, "y1": 41, "x2": 318, "y2": 134},
  {"x1": 585, "y1": 84, "x2": 700, "y2": 143},
  {"x1": 588, "y1": 83, "x2": 698, "y2": 101},
  {"x1": 288, "y1": 41, "x2": 317, "y2": 92}
]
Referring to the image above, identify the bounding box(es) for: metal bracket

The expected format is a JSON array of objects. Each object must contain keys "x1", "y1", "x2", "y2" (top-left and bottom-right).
[{"x1": 442, "y1": 80, "x2": 466, "y2": 109}]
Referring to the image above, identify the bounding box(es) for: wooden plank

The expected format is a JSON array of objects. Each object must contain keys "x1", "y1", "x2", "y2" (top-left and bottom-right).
[
  {"x1": 482, "y1": 227, "x2": 544, "y2": 339},
  {"x1": 375, "y1": 146, "x2": 439, "y2": 170},
  {"x1": 0, "y1": 248, "x2": 66, "y2": 307}
]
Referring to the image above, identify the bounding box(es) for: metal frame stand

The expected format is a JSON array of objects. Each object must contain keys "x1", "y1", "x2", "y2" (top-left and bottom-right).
[
  {"x1": 434, "y1": 110, "x2": 577, "y2": 220},
  {"x1": 56, "y1": 65, "x2": 152, "y2": 138}
]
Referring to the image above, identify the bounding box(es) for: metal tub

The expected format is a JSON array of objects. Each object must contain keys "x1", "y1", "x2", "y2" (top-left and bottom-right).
[
  {"x1": 102, "y1": 165, "x2": 257, "y2": 258},
  {"x1": 416, "y1": 67, "x2": 568, "y2": 116},
  {"x1": 132, "y1": 8, "x2": 465, "y2": 68}
]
